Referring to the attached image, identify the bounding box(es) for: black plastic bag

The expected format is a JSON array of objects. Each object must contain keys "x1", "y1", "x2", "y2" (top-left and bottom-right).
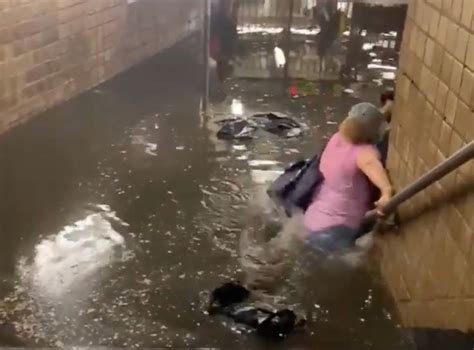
[
  {"x1": 216, "y1": 120, "x2": 258, "y2": 140},
  {"x1": 251, "y1": 113, "x2": 303, "y2": 138},
  {"x1": 208, "y1": 282, "x2": 304, "y2": 339}
]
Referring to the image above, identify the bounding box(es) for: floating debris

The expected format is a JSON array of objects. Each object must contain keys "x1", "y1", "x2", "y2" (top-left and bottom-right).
[
  {"x1": 145, "y1": 143, "x2": 157, "y2": 156},
  {"x1": 232, "y1": 145, "x2": 247, "y2": 151},
  {"x1": 248, "y1": 160, "x2": 280, "y2": 167}
]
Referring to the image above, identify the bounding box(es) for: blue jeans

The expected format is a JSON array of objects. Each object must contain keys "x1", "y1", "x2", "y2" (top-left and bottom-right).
[{"x1": 305, "y1": 225, "x2": 360, "y2": 253}]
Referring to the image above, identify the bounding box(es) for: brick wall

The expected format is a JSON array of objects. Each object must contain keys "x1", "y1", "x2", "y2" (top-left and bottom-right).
[
  {"x1": 0, "y1": 0, "x2": 201, "y2": 133},
  {"x1": 378, "y1": 0, "x2": 474, "y2": 331}
]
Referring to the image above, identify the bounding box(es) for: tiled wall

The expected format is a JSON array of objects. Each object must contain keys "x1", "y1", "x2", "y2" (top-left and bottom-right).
[
  {"x1": 0, "y1": 0, "x2": 201, "y2": 133},
  {"x1": 379, "y1": 0, "x2": 474, "y2": 331}
]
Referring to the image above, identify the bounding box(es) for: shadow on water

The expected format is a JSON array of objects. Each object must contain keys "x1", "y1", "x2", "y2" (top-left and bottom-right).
[{"x1": 0, "y1": 1, "x2": 419, "y2": 349}]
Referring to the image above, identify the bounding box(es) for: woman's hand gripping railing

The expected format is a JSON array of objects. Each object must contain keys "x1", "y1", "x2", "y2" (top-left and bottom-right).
[{"x1": 365, "y1": 141, "x2": 474, "y2": 222}]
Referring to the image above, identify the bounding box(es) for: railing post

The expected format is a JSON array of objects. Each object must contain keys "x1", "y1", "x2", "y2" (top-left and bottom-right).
[
  {"x1": 202, "y1": 0, "x2": 211, "y2": 114},
  {"x1": 283, "y1": 0, "x2": 294, "y2": 81}
]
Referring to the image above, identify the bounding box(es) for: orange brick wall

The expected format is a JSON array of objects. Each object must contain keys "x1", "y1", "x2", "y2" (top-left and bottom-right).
[
  {"x1": 0, "y1": 0, "x2": 201, "y2": 133},
  {"x1": 379, "y1": 0, "x2": 474, "y2": 331}
]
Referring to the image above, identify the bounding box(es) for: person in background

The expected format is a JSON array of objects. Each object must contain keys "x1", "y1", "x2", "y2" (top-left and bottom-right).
[
  {"x1": 303, "y1": 103, "x2": 393, "y2": 253},
  {"x1": 313, "y1": 0, "x2": 341, "y2": 60},
  {"x1": 210, "y1": 0, "x2": 238, "y2": 81},
  {"x1": 380, "y1": 90, "x2": 394, "y2": 123},
  {"x1": 377, "y1": 90, "x2": 394, "y2": 166}
]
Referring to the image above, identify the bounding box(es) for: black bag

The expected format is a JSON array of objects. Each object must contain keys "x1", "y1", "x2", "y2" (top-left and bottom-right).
[
  {"x1": 208, "y1": 282, "x2": 304, "y2": 339},
  {"x1": 267, "y1": 153, "x2": 325, "y2": 216}
]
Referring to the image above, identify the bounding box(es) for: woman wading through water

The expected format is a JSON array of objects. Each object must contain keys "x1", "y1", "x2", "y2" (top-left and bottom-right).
[{"x1": 240, "y1": 103, "x2": 392, "y2": 293}]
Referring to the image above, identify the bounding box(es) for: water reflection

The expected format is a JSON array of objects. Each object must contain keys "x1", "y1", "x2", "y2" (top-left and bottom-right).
[
  {"x1": 216, "y1": 0, "x2": 406, "y2": 84},
  {"x1": 233, "y1": 29, "x2": 400, "y2": 82},
  {"x1": 238, "y1": 25, "x2": 321, "y2": 36},
  {"x1": 0, "y1": 205, "x2": 133, "y2": 346},
  {"x1": 19, "y1": 205, "x2": 127, "y2": 300},
  {"x1": 230, "y1": 99, "x2": 244, "y2": 116}
]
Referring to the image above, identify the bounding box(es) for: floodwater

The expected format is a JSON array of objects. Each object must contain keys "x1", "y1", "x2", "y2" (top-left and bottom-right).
[{"x1": 0, "y1": 4, "x2": 414, "y2": 349}]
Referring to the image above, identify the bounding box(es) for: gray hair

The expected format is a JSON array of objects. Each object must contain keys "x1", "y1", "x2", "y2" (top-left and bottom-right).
[{"x1": 345, "y1": 102, "x2": 385, "y2": 143}]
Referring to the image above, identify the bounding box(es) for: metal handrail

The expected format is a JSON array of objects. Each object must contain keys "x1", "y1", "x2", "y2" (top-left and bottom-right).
[{"x1": 365, "y1": 141, "x2": 474, "y2": 221}]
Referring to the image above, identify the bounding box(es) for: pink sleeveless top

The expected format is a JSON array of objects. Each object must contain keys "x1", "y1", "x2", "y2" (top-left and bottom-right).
[{"x1": 304, "y1": 132, "x2": 379, "y2": 232}]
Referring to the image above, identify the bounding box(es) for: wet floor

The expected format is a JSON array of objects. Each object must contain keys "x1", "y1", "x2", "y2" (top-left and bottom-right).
[{"x1": 0, "y1": 6, "x2": 415, "y2": 348}]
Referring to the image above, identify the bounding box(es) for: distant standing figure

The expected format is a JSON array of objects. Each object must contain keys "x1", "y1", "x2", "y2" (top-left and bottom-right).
[
  {"x1": 377, "y1": 90, "x2": 395, "y2": 166},
  {"x1": 303, "y1": 103, "x2": 393, "y2": 253},
  {"x1": 210, "y1": 0, "x2": 237, "y2": 81}
]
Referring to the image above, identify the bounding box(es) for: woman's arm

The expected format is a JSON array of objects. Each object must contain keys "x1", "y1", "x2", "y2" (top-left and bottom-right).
[{"x1": 357, "y1": 147, "x2": 393, "y2": 213}]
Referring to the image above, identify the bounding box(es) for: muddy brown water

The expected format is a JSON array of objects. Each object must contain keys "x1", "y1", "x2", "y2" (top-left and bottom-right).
[{"x1": 0, "y1": 23, "x2": 414, "y2": 349}]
